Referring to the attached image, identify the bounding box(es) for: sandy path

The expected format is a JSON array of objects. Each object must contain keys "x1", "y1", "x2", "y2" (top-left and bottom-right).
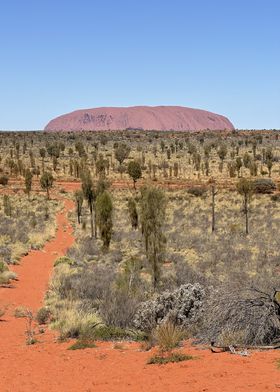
[{"x1": 0, "y1": 199, "x2": 280, "y2": 392}]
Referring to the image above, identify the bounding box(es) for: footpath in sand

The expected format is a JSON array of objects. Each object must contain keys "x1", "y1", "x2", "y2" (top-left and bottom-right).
[{"x1": 0, "y1": 198, "x2": 280, "y2": 392}]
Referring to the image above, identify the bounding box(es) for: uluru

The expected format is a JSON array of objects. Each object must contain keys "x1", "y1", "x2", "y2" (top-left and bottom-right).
[{"x1": 44, "y1": 106, "x2": 234, "y2": 132}]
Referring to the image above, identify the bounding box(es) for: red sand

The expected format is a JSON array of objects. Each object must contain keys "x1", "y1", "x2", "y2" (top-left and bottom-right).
[
  {"x1": 44, "y1": 105, "x2": 234, "y2": 132},
  {"x1": 0, "y1": 199, "x2": 280, "y2": 392}
]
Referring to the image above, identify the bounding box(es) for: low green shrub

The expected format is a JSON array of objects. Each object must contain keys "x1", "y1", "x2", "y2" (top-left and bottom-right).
[
  {"x1": 147, "y1": 352, "x2": 194, "y2": 365},
  {"x1": 0, "y1": 261, "x2": 8, "y2": 273},
  {"x1": 82, "y1": 325, "x2": 142, "y2": 341},
  {"x1": 36, "y1": 307, "x2": 51, "y2": 325},
  {"x1": 54, "y1": 256, "x2": 75, "y2": 267},
  {"x1": 68, "y1": 340, "x2": 97, "y2": 350}
]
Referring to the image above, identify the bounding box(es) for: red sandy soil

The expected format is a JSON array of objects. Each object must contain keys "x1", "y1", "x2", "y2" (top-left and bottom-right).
[
  {"x1": 44, "y1": 105, "x2": 234, "y2": 132},
  {"x1": 0, "y1": 198, "x2": 280, "y2": 392}
]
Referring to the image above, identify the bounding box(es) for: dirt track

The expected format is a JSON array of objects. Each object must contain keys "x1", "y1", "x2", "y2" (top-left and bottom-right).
[{"x1": 0, "y1": 195, "x2": 280, "y2": 391}]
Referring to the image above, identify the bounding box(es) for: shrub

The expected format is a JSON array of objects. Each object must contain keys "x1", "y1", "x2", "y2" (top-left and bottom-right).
[
  {"x1": 54, "y1": 256, "x2": 75, "y2": 267},
  {"x1": 0, "y1": 175, "x2": 8, "y2": 186},
  {"x1": 200, "y1": 286, "x2": 280, "y2": 345},
  {"x1": 147, "y1": 352, "x2": 194, "y2": 365},
  {"x1": 253, "y1": 178, "x2": 276, "y2": 194},
  {"x1": 51, "y1": 308, "x2": 101, "y2": 340},
  {"x1": 133, "y1": 283, "x2": 205, "y2": 332},
  {"x1": 14, "y1": 306, "x2": 28, "y2": 318},
  {"x1": 0, "y1": 270, "x2": 17, "y2": 285},
  {"x1": 0, "y1": 308, "x2": 5, "y2": 318},
  {"x1": 0, "y1": 261, "x2": 8, "y2": 273},
  {"x1": 68, "y1": 340, "x2": 96, "y2": 350},
  {"x1": 36, "y1": 307, "x2": 51, "y2": 325},
  {"x1": 187, "y1": 187, "x2": 207, "y2": 197},
  {"x1": 154, "y1": 322, "x2": 184, "y2": 352},
  {"x1": 99, "y1": 289, "x2": 140, "y2": 329},
  {"x1": 0, "y1": 247, "x2": 11, "y2": 264},
  {"x1": 271, "y1": 194, "x2": 280, "y2": 202},
  {"x1": 96, "y1": 191, "x2": 113, "y2": 250},
  {"x1": 82, "y1": 325, "x2": 142, "y2": 341}
]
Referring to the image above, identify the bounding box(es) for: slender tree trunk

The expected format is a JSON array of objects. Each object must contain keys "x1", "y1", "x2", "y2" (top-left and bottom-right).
[
  {"x1": 152, "y1": 246, "x2": 159, "y2": 291},
  {"x1": 211, "y1": 185, "x2": 216, "y2": 233},
  {"x1": 77, "y1": 207, "x2": 81, "y2": 224},
  {"x1": 94, "y1": 204, "x2": 97, "y2": 238},
  {"x1": 90, "y1": 203, "x2": 94, "y2": 238},
  {"x1": 46, "y1": 187, "x2": 50, "y2": 200},
  {"x1": 245, "y1": 195, "x2": 249, "y2": 235}
]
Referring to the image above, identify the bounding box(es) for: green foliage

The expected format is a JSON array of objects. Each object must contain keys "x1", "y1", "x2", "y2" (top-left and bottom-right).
[
  {"x1": 243, "y1": 152, "x2": 251, "y2": 168},
  {"x1": 81, "y1": 170, "x2": 96, "y2": 238},
  {"x1": 36, "y1": 307, "x2": 51, "y2": 325},
  {"x1": 0, "y1": 261, "x2": 8, "y2": 273},
  {"x1": 40, "y1": 172, "x2": 54, "y2": 199},
  {"x1": 96, "y1": 191, "x2": 113, "y2": 249},
  {"x1": 218, "y1": 144, "x2": 227, "y2": 161},
  {"x1": 74, "y1": 190, "x2": 83, "y2": 224},
  {"x1": 147, "y1": 352, "x2": 194, "y2": 365},
  {"x1": 83, "y1": 325, "x2": 142, "y2": 341},
  {"x1": 237, "y1": 178, "x2": 253, "y2": 234},
  {"x1": 236, "y1": 178, "x2": 253, "y2": 197},
  {"x1": 114, "y1": 143, "x2": 130, "y2": 165},
  {"x1": 127, "y1": 160, "x2": 142, "y2": 188},
  {"x1": 127, "y1": 197, "x2": 138, "y2": 229},
  {"x1": 140, "y1": 186, "x2": 166, "y2": 289},
  {"x1": 24, "y1": 168, "x2": 33, "y2": 198},
  {"x1": 68, "y1": 340, "x2": 97, "y2": 350},
  {"x1": 54, "y1": 256, "x2": 75, "y2": 267}
]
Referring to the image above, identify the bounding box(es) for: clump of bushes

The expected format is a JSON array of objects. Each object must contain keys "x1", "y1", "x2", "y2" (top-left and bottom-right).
[
  {"x1": 36, "y1": 307, "x2": 51, "y2": 325},
  {"x1": 253, "y1": 178, "x2": 276, "y2": 194},
  {"x1": 47, "y1": 261, "x2": 147, "y2": 340},
  {"x1": 187, "y1": 187, "x2": 207, "y2": 197}
]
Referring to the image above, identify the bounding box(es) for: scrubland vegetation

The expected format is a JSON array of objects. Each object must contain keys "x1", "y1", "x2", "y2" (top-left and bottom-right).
[
  {"x1": 1, "y1": 129, "x2": 280, "y2": 351},
  {"x1": 0, "y1": 193, "x2": 59, "y2": 286}
]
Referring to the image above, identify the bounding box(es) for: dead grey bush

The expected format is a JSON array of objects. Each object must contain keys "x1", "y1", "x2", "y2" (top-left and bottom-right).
[
  {"x1": 200, "y1": 286, "x2": 280, "y2": 346},
  {"x1": 133, "y1": 283, "x2": 205, "y2": 332}
]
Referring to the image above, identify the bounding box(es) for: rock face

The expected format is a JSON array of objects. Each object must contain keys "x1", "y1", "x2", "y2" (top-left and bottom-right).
[{"x1": 44, "y1": 106, "x2": 234, "y2": 132}]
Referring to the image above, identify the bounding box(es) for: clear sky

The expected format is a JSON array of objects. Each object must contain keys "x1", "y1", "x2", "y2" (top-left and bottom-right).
[{"x1": 0, "y1": 0, "x2": 279, "y2": 130}]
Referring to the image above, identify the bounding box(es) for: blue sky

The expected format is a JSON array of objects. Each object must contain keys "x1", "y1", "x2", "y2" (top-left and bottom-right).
[{"x1": 0, "y1": 0, "x2": 279, "y2": 130}]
